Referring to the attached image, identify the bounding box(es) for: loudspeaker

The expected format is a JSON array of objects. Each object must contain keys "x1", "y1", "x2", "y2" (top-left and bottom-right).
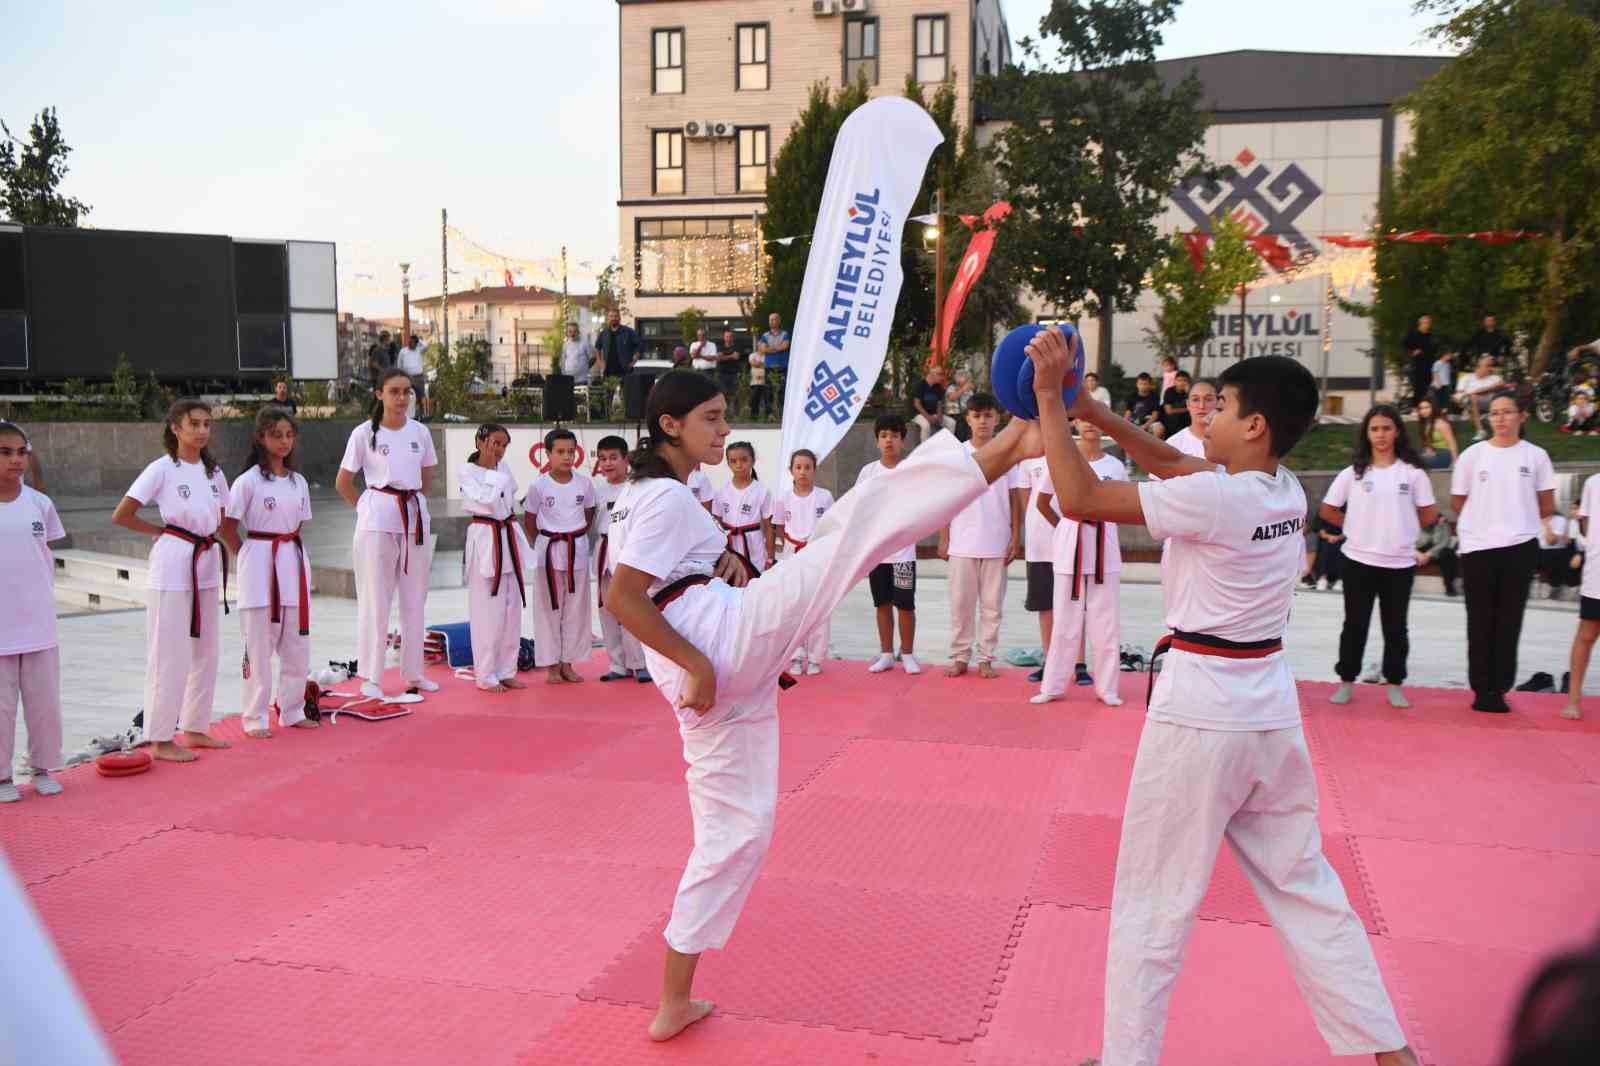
[
  {"x1": 544, "y1": 374, "x2": 576, "y2": 421},
  {"x1": 623, "y1": 371, "x2": 658, "y2": 421}
]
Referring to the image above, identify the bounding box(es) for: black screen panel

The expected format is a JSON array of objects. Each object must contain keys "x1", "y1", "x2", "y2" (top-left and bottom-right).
[
  {"x1": 0, "y1": 312, "x2": 26, "y2": 370},
  {"x1": 0, "y1": 231, "x2": 23, "y2": 311},
  {"x1": 237, "y1": 314, "x2": 286, "y2": 371},
  {"x1": 234, "y1": 242, "x2": 286, "y2": 315}
]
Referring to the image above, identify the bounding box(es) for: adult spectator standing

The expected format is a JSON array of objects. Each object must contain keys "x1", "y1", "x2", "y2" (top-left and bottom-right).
[
  {"x1": 1452, "y1": 393, "x2": 1556, "y2": 713},
  {"x1": 1403, "y1": 315, "x2": 1436, "y2": 408},
  {"x1": 366, "y1": 330, "x2": 394, "y2": 383},
  {"x1": 913, "y1": 363, "x2": 955, "y2": 439},
  {"x1": 1465, "y1": 312, "x2": 1511, "y2": 369},
  {"x1": 1456, "y1": 354, "x2": 1505, "y2": 441},
  {"x1": 717, "y1": 329, "x2": 744, "y2": 417},
  {"x1": 1429, "y1": 349, "x2": 1455, "y2": 411},
  {"x1": 396, "y1": 334, "x2": 426, "y2": 417},
  {"x1": 757, "y1": 313, "x2": 790, "y2": 416},
  {"x1": 1322, "y1": 405, "x2": 1439, "y2": 709},
  {"x1": 560, "y1": 321, "x2": 598, "y2": 386},
  {"x1": 688, "y1": 328, "x2": 717, "y2": 372},
  {"x1": 595, "y1": 308, "x2": 642, "y2": 379},
  {"x1": 271, "y1": 379, "x2": 299, "y2": 416}
]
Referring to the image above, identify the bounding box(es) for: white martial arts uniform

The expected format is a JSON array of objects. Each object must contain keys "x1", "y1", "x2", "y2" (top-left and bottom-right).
[
  {"x1": 773, "y1": 485, "x2": 837, "y2": 665},
  {"x1": 712, "y1": 480, "x2": 774, "y2": 573},
  {"x1": 527, "y1": 471, "x2": 595, "y2": 667},
  {"x1": 607, "y1": 431, "x2": 993, "y2": 955},
  {"x1": 1102, "y1": 466, "x2": 1404, "y2": 1066},
  {"x1": 340, "y1": 420, "x2": 436, "y2": 686},
  {"x1": 946, "y1": 442, "x2": 1023, "y2": 665},
  {"x1": 126, "y1": 457, "x2": 229, "y2": 743},
  {"x1": 460, "y1": 461, "x2": 531, "y2": 688},
  {"x1": 687, "y1": 468, "x2": 714, "y2": 509},
  {"x1": 0, "y1": 487, "x2": 65, "y2": 777},
  {"x1": 227, "y1": 468, "x2": 313, "y2": 730},
  {"x1": 1039, "y1": 455, "x2": 1125, "y2": 702},
  {"x1": 592, "y1": 476, "x2": 645, "y2": 674}
]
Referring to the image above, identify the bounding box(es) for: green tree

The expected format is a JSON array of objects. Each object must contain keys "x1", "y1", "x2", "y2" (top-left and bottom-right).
[
  {"x1": 1150, "y1": 213, "x2": 1262, "y2": 374},
  {"x1": 1375, "y1": 0, "x2": 1600, "y2": 378},
  {"x1": 676, "y1": 305, "x2": 707, "y2": 350},
  {"x1": 592, "y1": 261, "x2": 629, "y2": 324},
  {"x1": 983, "y1": 0, "x2": 1212, "y2": 370},
  {"x1": 0, "y1": 107, "x2": 91, "y2": 226}
]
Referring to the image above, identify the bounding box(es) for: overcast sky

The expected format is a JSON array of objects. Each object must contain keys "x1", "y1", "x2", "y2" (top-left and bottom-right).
[{"x1": 5, "y1": 0, "x2": 1450, "y2": 317}]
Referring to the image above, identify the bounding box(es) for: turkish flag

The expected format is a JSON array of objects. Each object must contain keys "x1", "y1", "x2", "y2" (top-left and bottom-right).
[
  {"x1": 932, "y1": 202, "x2": 1010, "y2": 362},
  {"x1": 1184, "y1": 232, "x2": 1211, "y2": 271}
]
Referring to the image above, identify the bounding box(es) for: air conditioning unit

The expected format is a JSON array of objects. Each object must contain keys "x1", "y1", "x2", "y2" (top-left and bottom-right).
[
  {"x1": 839, "y1": 0, "x2": 868, "y2": 10},
  {"x1": 812, "y1": 0, "x2": 838, "y2": 15},
  {"x1": 683, "y1": 120, "x2": 707, "y2": 139},
  {"x1": 704, "y1": 119, "x2": 736, "y2": 139}
]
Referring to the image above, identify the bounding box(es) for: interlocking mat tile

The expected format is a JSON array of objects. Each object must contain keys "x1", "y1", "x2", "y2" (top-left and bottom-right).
[
  {"x1": 804, "y1": 737, "x2": 1072, "y2": 810},
  {"x1": 0, "y1": 814, "x2": 164, "y2": 885},
  {"x1": 1375, "y1": 937, "x2": 1549, "y2": 1066}
]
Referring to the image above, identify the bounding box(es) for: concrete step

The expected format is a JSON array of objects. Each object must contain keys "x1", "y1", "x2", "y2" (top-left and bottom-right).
[
  {"x1": 51, "y1": 574, "x2": 146, "y2": 613},
  {"x1": 53, "y1": 549, "x2": 229, "y2": 606}
]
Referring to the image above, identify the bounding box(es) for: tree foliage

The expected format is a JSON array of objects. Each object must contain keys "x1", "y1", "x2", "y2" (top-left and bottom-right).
[
  {"x1": 983, "y1": 0, "x2": 1211, "y2": 367},
  {"x1": 1149, "y1": 213, "x2": 1261, "y2": 373},
  {"x1": 0, "y1": 107, "x2": 91, "y2": 227},
  {"x1": 1375, "y1": 0, "x2": 1600, "y2": 378}
]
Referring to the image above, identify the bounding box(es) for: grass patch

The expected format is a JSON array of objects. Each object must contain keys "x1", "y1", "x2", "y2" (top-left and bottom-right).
[{"x1": 1286, "y1": 418, "x2": 1600, "y2": 471}]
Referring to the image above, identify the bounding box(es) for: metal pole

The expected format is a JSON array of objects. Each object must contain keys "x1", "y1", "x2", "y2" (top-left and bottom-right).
[
  {"x1": 1237, "y1": 285, "x2": 1248, "y2": 361},
  {"x1": 441, "y1": 209, "x2": 449, "y2": 360},
  {"x1": 933, "y1": 187, "x2": 945, "y2": 366},
  {"x1": 400, "y1": 263, "x2": 411, "y2": 347},
  {"x1": 1319, "y1": 274, "x2": 1333, "y2": 413}
]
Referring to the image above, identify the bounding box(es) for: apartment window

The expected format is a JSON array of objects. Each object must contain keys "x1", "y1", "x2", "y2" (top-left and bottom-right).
[
  {"x1": 636, "y1": 217, "x2": 759, "y2": 295},
  {"x1": 737, "y1": 127, "x2": 769, "y2": 193},
  {"x1": 737, "y1": 23, "x2": 769, "y2": 90},
  {"x1": 653, "y1": 130, "x2": 684, "y2": 195},
  {"x1": 915, "y1": 15, "x2": 949, "y2": 83},
  {"x1": 653, "y1": 28, "x2": 684, "y2": 94},
  {"x1": 844, "y1": 16, "x2": 878, "y2": 85}
]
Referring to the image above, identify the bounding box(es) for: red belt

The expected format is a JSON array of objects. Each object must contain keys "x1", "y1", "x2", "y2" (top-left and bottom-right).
[
  {"x1": 373, "y1": 485, "x2": 424, "y2": 573},
  {"x1": 781, "y1": 529, "x2": 808, "y2": 552},
  {"x1": 161, "y1": 524, "x2": 228, "y2": 639},
  {"x1": 246, "y1": 531, "x2": 309, "y2": 635},
  {"x1": 1071, "y1": 521, "x2": 1106, "y2": 601},
  {"x1": 470, "y1": 516, "x2": 526, "y2": 607},
  {"x1": 1147, "y1": 630, "x2": 1284, "y2": 705},
  {"x1": 596, "y1": 533, "x2": 610, "y2": 607},
  {"x1": 651, "y1": 569, "x2": 796, "y2": 691},
  {"x1": 541, "y1": 527, "x2": 585, "y2": 608},
  {"x1": 721, "y1": 521, "x2": 764, "y2": 571}
]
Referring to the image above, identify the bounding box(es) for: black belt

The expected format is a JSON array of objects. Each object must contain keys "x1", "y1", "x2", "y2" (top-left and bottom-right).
[
  {"x1": 1147, "y1": 629, "x2": 1284, "y2": 705},
  {"x1": 650, "y1": 570, "x2": 796, "y2": 691}
]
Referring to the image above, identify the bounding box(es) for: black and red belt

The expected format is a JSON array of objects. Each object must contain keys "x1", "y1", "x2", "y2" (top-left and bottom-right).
[
  {"x1": 373, "y1": 485, "x2": 424, "y2": 573},
  {"x1": 651, "y1": 570, "x2": 796, "y2": 691},
  {"x1": 720, "y1": 521, "x2": 764, "y2": 572},
  {"x1": 1147, "y1": 629, "x2": 1283, "y2": 705},
  {"x1": 540, "y1": 527, "x2": 586, "y2": 608},
  {"x1": 596, "y1": 533, "x2": 610, "y2": 607},
  {"x1": 1071, "y1": 521, "x2": 1105, "y2": 601},
  {"x1": 246, "y1": 531, "x2": 309, "y2": 636},
  {"x1": 781, "y1": 529, "x2": 808, "y2": 552},
  {"x1": 470, "y1": 516, "x2": 526, "y2": 607},
  {"x1": 161, "y1": 524, "x2": 228, "y2": 639}
]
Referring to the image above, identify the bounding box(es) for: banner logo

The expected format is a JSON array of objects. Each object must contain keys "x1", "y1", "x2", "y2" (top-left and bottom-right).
[
  {"x1": 1171, "y1": 149, "x2": 1322, "y2": 270},
  {"x1": 804, "y1": 360, "x2": 861, "y2": 425}
]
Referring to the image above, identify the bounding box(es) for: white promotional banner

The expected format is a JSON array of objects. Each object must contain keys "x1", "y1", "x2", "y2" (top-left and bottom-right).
[{"x1": 781, "y1": 96, "x2": 942, "y2": 466}]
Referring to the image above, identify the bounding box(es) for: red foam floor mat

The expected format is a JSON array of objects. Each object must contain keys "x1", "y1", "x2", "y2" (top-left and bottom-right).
[{"x1": 17, "y1": 668, "x2": 1596, "y2": 1064}]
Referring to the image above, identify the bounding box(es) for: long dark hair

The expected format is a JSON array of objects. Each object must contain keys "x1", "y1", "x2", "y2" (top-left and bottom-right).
[
  {"x1": 468, "y1": 422, "x2": 509, "y2": 466},
  {"x1": 162, "y1": 399, "x2": 219, "y2": 478},
  {"x1": 1351, "y1": 403, "x2": 1424, "y2": 478},
  {"x1": 628, "y1": 369, "x2": 723, "y2": 482},
  {"x1": 369, "y1": 367, "x2": 413, "y2": 446},
  {"x1": 727, "y1": 441, "x2": 757, "y2": 479},
  {"x1": 239, "y1": 406, "x2": 299, "y2": 480},
  {"x1": 1413, "y1": 396, "x2": 1446, "y2": 452}
]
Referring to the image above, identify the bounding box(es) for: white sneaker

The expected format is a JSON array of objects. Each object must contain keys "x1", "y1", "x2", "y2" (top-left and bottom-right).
[
  {"x1": 868, "y1": 653, "x2": 896, "y2": 673},
  {"x1": 1099, "y1": 694, "x2": 1124, "y2": 707},
  {"x1": 32, "y1": 774, "x2": 62, "y2": 797},
  {"x1": 1030, "y1": 692, "x2": 1063, "y2": 705},
  {"x1": 805, "y1": 662, "x2": 823, "y2": 676},
  {"x1": 0, "y1": 781, "x2": 18, "y2": 803},
  {"x1": 412, "y1": 678, "x2": 441, "y2": 693},
  {"x1": 789, "y1": 659, "x2": 804, "y2": 675},
  {"x1": 360, "y1": 681, "x2": 386, "y2": 700},
  {"x1": 1315, "y1": 577, "x2": 1329, "y2": 592},
  {"x1": 901, "y1": 654, "x2": 922, "y2": 675}
]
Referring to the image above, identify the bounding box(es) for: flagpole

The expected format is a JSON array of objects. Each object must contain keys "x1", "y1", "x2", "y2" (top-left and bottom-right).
[{"x1": 933, "y1": 186, "x2": 945, "y2": 367}]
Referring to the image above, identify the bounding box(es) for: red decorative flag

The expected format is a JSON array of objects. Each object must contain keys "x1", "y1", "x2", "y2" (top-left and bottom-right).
[
  {"x1": 1249, "y1": 235, "x2": 1294, "y2": 271},
  {"x1": 1183, "y1": 232, "x2": 1211, "y2": 272},
  {"x1": 503, "y1": 268, "x2": 515, "y2": 287},
  {"x1": 932, "y1": 201, "x2": 1011, "y2": 363}
]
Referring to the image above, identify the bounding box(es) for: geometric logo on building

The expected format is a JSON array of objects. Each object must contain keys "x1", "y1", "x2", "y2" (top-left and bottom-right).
[
  {"x1": 1171, "y1": 148, "x2": 1323, "y2": 270},
  {"x1": 804, "y1": 359, "x2": 862, "y2": 425}
]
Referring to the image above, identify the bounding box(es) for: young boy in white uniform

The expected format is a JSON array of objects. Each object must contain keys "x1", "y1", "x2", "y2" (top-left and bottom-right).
[
  {"x1": 939, "y1": 393, "x2": 1025, "y2": 678},
  {"x1": 1023, "y1": 330, "x2": 1418, "y2": 1066},
  {"x1": 858, "y1": 415, "x2": 921, "y2": 675},
  {"x1": 525, "y1": 428, "x2": 596, "y2": 684},
  {"x1": 592, "y1": 435, "x2": 649, "y2": 683}
]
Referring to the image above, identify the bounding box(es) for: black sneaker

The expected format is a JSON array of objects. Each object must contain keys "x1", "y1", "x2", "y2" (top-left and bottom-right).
[
  {"x1": 1027, "y1": 668, "x2": 1045, "y2": 683},
  {"x1": 1471, "y1": 691, "x2": 1510, "y2": 713},
  {"x1": 1074, "y1": 664, "x2": 1094, "y2": 687}
]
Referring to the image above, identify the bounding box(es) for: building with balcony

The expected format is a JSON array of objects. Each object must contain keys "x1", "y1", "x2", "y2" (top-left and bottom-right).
[{"x1": 409, "y1": 287, "x2": 597, "y2": 386}]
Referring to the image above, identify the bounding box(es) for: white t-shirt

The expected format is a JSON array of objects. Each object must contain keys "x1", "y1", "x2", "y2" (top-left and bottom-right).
[
  {"x1": 773, "y1": 486, "x2": 835, "y2": 550},
  {"x1": 1322, "y1": 461, "x2": 1436, "y2": 570},
  {"x1": 225, "y1": 467, "x2": 313, "y2": 609},
  {"x1": 396, "y1": 345, "x2": 424, "y2": 376},
  {"x1": 527, "y1": 472, "x2": 595, "y2": 571},
  {"x1": 689, "y1": 340, "x2": 718, "y2": 370},
  {"x1": 947, "y1": 441, "x2": 1023, "y2": 559},
  {"x1": 1089, "y1": 386, "x2": 1112, "y2": 408},
  {"x1": 0, "y1": 487, "x2": 65, "y2": 654},
  {"x1": 1457, "y1": 371, "x2": 1503, "y2": 398},
  {"x1": 1138, "y1": 466, "x2": 1307, "y2": 732},
  {"x1": 339, "y1": 420, "x2": 437, "y2": 536},
  {"x1": 1539, "y1": 514, "x2": 1570, "y2": 549},
  {"x1": 1041, "y1": 454, "x2": 1128, "y2": 575},
  {"x1": 459, "y1": 461, "x2": 529, "y2": 578},
  {"x1": 713, "y1": 480, "x2": 774, "y2": 571},
  {"x1": 591, "y1": 475, "x2": 629, "y2": 571},
  {"x1": 126, "y1": 457, "x2": 230, "y2": 590},
  {"x1": 1167, "y1": 426, "x2": 1207, "y2": 460},
  {"x1": 1021, "y1": 458, "x2": 1055, "y2": 564},
  {"x1": 687, "y1": 468, "x2": 713, "y2": 506},
  {"x1": 1580, "y1": 476, "x2": 1600, "y2": 600},
  {"x1": 1451, "y1": 440, "x2": 1557, "y2": 554},
  {"x1": 855, "y1": 459, "x2": 916, "y2": 565}
]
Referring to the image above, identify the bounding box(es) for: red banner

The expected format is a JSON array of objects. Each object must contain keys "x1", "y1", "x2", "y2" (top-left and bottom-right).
[{"x1": 932, "y1": 201, "x2": 1011, "y2": 364}]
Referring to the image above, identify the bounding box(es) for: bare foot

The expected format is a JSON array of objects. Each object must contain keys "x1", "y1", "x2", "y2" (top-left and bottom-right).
[
  {"x1": 244, "y1": 728, "x2": 273, "y2": 739},
  {"x1": 1375, "y1": 1047, "x2": 1419, "y2": 1066},
  {"x1": 1561, "y1": 703, "x2": 1582, "y2": 720},
  {"x1": 182, "y1": 731, "x2": 231, "y2": 749},
  {"x1": 945, "y1": 661, "x2": 968, "y2": 678},
  {"x1": 478, "y1": 683, "x2": 508, "y2": 694},
  {"x1": 152, "y1": 741, "x2": 197, "y2": 762},
  {"x1": 977, "y1": 661, "x2": 999, "y2": 679},
  {"x1": 545, "y1": 668, "x2": 567, "y2": 685},
  {"x1": 560, "y1": 664, "x2": 584, "y2": 684},
  {"x1": 501, "y1": 677, "x2": 528, "y2": 690},
  {"x1": 647, "y1": 999, "x2": 715, "y2": 1042},
  {"x1": 289, "y1": 718, "x2": 320, "y2": 729}
]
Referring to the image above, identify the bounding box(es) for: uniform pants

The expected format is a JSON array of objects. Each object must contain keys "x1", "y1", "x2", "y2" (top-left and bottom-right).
[
  {"x1": 532, "y1": 568, "x2": 592, "y2": 667},
  {"x1": 353, "y1": 530, "x2": 431, "y2": 685},
  {"x1": 948, "y1": 556, "x2": 1007, "y2": 664},
  {"x1": 596, "y1": 571, "x2": 645, "y2": 673},
  {"x1": 240, "y1": 608, "x2": 310, "y2": 731},
  {"x1": 779, "y1": 546, "x2": 827, "y2": 665},
  {"x1": 1103, "y1": 721, "x2": 1404, "y2": 1066},
  {"x1": 663, "y1": 431, "x2": 990, "y2": 954},
  {"x1": 1, "y1": 648, "x2": 62, "y2": 776},
  {"x1": 1335, "y1": 559, "x2": 1415, "y2": 685},
  {"x1": 1460, "y1": 538, "x2": 1538, "y2": 697},
  {"x1": 466, "y1": 570, "x2": 524, "y2": 687},
  {"x1": 142, "y1": 589, "x2": 220, "y2": 743},
  {"x1": 1040, "y1": 572, "x2": 1120, "y2": 701}
]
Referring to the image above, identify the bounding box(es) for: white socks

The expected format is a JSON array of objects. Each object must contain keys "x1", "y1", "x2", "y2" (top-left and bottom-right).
[
  {"x1": 868, "y1": 653, "x2": 895, "y2": 673},
  {"x1": 901, "y1": 654, "x2": 921, "y2": 675}
]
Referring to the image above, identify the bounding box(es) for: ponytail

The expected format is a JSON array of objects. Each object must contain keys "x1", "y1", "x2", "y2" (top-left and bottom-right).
[
  {"x1": 162, "y1": 399, "x2": 218, "y2": 479},
  {"x1": 627, "y1": 369, "x2": 723, "y2": 483},
  {"x1": 468, "y1": 421, "x2": 510, "y2": 466},
  {"x1": 370, "y1": 368, "x2": 413, "y2": 447}
]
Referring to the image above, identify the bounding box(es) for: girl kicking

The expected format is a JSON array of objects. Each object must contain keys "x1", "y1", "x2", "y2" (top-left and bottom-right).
[
  {"x1": 220, "y1": 407, "x2": 317, "y2": 737},
  {"x1": 604, "y1": 371, "x2": 1041, "y2": 1042},
  {"x1": 0, "y1": 422, "x2": 67, "y2": 802},
  {"x1": 459, "y1": 423, "x2": 530, "y2": 693},
  {"x1": 112, "y1": 401, "x2": 232, "y2": 761},
  {"x1": 711, "y1": 442, "x2": 774, "y2": 572},
  {"x1": 336, "y1": 368, "x2": 438, "y2": 700},
  {"x1": 772, "y1": 449, "x2": 835, "y2": 675},
  {"x1": 525, "y1": 428, "x2": 595, "y2": 684}
]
